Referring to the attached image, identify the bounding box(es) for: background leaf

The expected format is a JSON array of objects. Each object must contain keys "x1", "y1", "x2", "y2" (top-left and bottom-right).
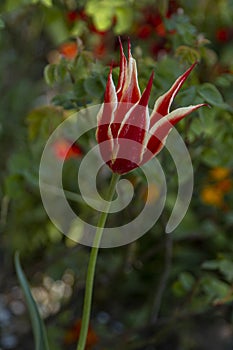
[{"x1": 14, "y1": 252, "x2": 50, "y2": 350}]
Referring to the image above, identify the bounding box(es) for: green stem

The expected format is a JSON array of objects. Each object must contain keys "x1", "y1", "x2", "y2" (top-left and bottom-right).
[{"x1": 77, "y1": 172, "x2": 120, "y2": 350}]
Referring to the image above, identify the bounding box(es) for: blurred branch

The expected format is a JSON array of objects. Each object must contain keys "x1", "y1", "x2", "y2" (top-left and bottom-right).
[
  {"x1": 113, "y1": 305, "x2": 225, "y2": 350},
  {"x1": 150, "y1": 233, "x2": 173, "y2": 323},
  {"x1": 0, "y1": 195, "x2": 9, "y2": 229}
]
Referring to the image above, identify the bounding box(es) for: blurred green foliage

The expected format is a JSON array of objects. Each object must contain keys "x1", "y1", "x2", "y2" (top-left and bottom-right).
[{"x1": 0, "y1": 0, "x2": 233, "y2": 349}]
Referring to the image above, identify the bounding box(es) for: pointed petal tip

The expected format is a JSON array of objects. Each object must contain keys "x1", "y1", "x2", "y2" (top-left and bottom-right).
[
  {"x1": 127, "y1": 37, "x2": 131, "y2": 58},
  {"x1": 153, "y1": 61, "x2": 200, "y2": 117},
  {"x1": 149, "y1": 70, "x2": 155, "y2": 80},
  {"x1": 139, "y1": 71, "x2": 154, "y2": 106},
  {"x1": 118, "y1": 36, "x2": 124, "y2": 54},
  {"x1": 183, "y1": 60, "x2": 198, "y2": 76},
  {"x1": 168, "y1": 103, "x2": 209, "y2": 123},
  {"x1": 195, "y1": 102, "x2": 210, "y2": 109},
  {"x1": 108, "y1": 63, "x2": 113, "y2": 75},
  {"x1": 187, "y1": 102, "x2": 209, "y2": 111},
  {"x1": 191, "y1": 60, "x2": 198, "y2": 67}
]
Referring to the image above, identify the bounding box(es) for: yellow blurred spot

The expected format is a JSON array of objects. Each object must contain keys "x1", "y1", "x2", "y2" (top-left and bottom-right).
[
  {"x1": 143, "y1": 183, "x2": 160, "y2": 204},
  {"x1": 201, "y1": 186, "x2": 223, "y2": 207},
  {"x1": 209, "y1": 167, "x2": 230, "y2": 181}
]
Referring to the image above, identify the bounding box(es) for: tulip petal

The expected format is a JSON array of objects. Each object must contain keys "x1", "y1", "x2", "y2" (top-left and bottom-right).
[
  {"x1": 96, "y1": 68, "x2": 117, "y2": 162},
  {"x1": 118, "y1": 104, "x2": 150, "y2": 143},
  {"x1": 151, "y1": 62, "x2": 198, "y2": 119},
  {"x1": 109, "y1": 78, "x2": 152, "y2": 174},
  {"x1": 143, "y1": 103, "x2": 206, "y2": 162},
  {"x1": 108, "y1": 158, "x2": 139, "y2": 174},
  {"x1": 119, "y1": 41, "x2": 141, "y2": 103},
  {"x1": 163, "y1": 103, "x2": 207, "y2": 126},
  {"x1": 97, "y1": 68, "x2": 117, "y2": 138},
  {"x1": 139, "y1": 71, "x2": 154, "y2": 107},
  {"x1": 112, "y1": 72, "x2": 154, "y2": 165},
  {"x1": 110, "y1": 41, "x2": 144, "y2": 142},
  {"x1": 103, "y1": 66, "x2": 117, "y2": 104},
  {"x1": 116, "y1": 38, "x2": 127, "y2": 101},
  {"x1": 107, "y1": 104, "x2": 149, "y2": 173}
]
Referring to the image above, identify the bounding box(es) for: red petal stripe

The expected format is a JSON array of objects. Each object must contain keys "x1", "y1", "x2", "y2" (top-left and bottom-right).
[{"x1": 139, "y1": 71, "x2": 154, "y2": 107}]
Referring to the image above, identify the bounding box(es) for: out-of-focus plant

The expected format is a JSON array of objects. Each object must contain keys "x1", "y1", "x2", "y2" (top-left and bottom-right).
[{"x1": 0, "y1": 0, "x2": 233, "y2": 349}]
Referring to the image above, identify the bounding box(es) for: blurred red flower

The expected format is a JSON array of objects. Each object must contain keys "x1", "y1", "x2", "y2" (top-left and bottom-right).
[
  {"x1": 216, "y1": 28, "x2": 230, "y2": 42},
  {"x1": 59, "y1": 41, "x2": 78, "y2": 60},
  {"x1": 64, "y1": 319, "x2": 98, "y2": 348},
  {"x1": 53, "y1": 139, "x2": 83, "y2": 160},
  {"x1": 67, "y1": 10, "x2": 80, "y2": 22}
]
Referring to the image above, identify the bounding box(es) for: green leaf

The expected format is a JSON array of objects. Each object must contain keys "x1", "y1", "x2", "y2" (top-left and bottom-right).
[
  {"x1": 219, "y1": 260, "x2": 233, "y2": 282},
  {"x1": 84, "y1": 75, "x2": 105, "y2": 98},
  {"x1": 215, "y1": 73, "x2": 233, "y2": 88},
  {"x1": 27, "y1": 106, "x2": 64, "y2": 140},
  {"x1": 32, "y1": 0, "x2": 52, "y2": 5},
  {"x1": 178, "y1": 86, "x2": 197, "y2": 105},
  {"x1": 74, "y1": 79, "x2": 87, "y2": 101},
  {"x1": 198, "y1": 83, "x2": 224, "y2": 106},
  {"x1": 44, "y1": 64, "x2": 57, "y2": 86},
  {"x1": 40, "y1": 0, "x2": 53, "y2": 6},
  {"x1": 86, "y1": 2, "x2": 114, "y2": 31},
  {"x1": 202, "y1": 276, "x2": 230, "y2": 299},
  {"x1": 44, "y1": 7, "x2": 70, "y2": 44},
  {"x1": 0, "y1": 17, "x2": 5, "y2": 29},
  {"x1": 179, "y1": 272, "x2": 195, "y2": 291},
  {"x1": 157, "y1": 0, "x2": 169, "y2": 16},
  {"x1": 52, "y1": 91, "x2": 77, "y2": 109},
  {"x1": 56, "y1": 60, "x2": 68, "y2": 81},
  {"x1": 4, "y1": 0, "x2": 31, "y2": 11},
  {"x1": 114, "y1": 7, "x2": 133, "y2": 34},
  {"x1": 172, "y1": 280, "x2": 186, "y2": 297},
  {"x1": 14, "y1": 252, "x2": 50, "y2": 350},
  {"x1": 202, "y1": 148, "x2": 222, "y2": 167},
  {"x1": 172, "y1": 272, "x2": 195, "y2": 297},
  {"x1": 175, "y1": 46, "x2": 200, "y2": 64},
  {"x1": 202, "y1": 260, "x2": 219, "y2": 270},
  {"x1": 5, "y1": 175, "x2": 25, "y2": 199}
]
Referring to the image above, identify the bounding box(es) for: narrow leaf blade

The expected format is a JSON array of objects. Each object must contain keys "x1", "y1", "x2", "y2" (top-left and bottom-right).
[{"x1": 14, "y1": 252, "x2": 50, "y2": 350}]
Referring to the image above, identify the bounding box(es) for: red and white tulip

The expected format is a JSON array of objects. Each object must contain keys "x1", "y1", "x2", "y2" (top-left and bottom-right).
[{"x1": 97, "y1": 40, "x2": 207, "y2": 174}]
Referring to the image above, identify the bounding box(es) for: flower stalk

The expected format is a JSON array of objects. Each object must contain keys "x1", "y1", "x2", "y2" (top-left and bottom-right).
[{"x1": 77, "y1": 172, "x2": 120, "y2": 350}]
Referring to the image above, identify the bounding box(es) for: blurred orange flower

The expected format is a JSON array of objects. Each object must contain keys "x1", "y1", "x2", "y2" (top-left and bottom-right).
[
  {"x1": 209, "y1": 167, "x2": 230, "y2": 181},
  {"x1": 53, "y1": 139, "x2": 82, "y2": 160},
  {"x1": 141, "y1": 183, "x2": 161, "y2": 205},
  {"x1": 217, "y1": 178, "x2": 232, "y2": 192},
  {"x1": 64, "y1": 320, "x2": 98, "y2": 349},
  {"x1": 201, "y1": 186, "x2": 223, "y2": 208},
  {"x1": 59, "y1": 41, "x2": 78, "y2": 60},
  {"x1": 201, "y1": 167, "x2": 232, "y2": 208}
]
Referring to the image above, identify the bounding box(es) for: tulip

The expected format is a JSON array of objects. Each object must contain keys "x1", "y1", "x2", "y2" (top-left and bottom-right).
[{"x1": 96, "y1": 39, "x2": 207, "y2": 174}]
